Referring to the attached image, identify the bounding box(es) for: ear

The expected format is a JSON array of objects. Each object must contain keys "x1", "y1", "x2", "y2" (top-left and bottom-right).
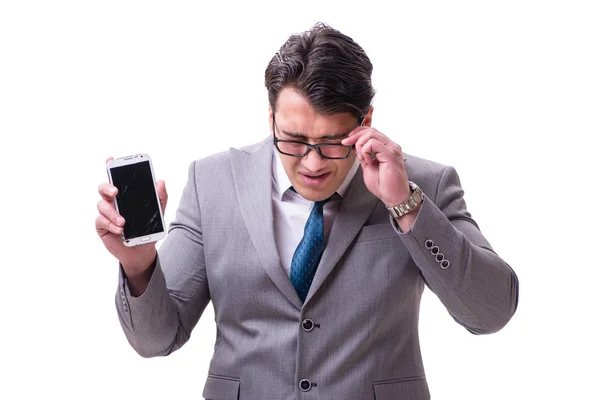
[
  {"x1": 362, "y1": 106, "x2": 374, "y2": 127},
  {"x1": 268, "y1": 106, "x2": 274, "y2": 133}
]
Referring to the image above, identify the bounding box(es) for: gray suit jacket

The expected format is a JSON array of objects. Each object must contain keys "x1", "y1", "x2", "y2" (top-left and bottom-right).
[{"x1": 116, "y1": 137, "x2": 519, "y2": 399}]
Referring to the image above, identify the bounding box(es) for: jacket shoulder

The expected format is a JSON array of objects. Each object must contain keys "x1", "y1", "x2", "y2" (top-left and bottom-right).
[
  {"x1": 404, "y1": 152, "x2": 451, "y2": 179},
  {"x1": 190, "y1": 137, "x2": 269, "y2": 174}
]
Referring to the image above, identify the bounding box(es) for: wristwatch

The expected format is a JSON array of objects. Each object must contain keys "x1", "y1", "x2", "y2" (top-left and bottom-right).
[{"x1": 386, "y1": 181, "x2": 424, "y2": 218}]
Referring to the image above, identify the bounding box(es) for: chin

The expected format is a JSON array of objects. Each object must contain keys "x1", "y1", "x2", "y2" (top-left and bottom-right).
[{"x1": 295, "y1": 183, "x2": 336, "y2": 202}]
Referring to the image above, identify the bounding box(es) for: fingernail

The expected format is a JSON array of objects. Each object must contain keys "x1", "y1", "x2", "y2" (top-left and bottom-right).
[
  {"x1": 117, "y1": 216, "x2": 125, "y2": 226},
  {"x1": 114, "y1": 226, "x2": 122, "y2": 234},
  {"x1": 110, "y1": 188, "x2": 117, "y2": 195}
]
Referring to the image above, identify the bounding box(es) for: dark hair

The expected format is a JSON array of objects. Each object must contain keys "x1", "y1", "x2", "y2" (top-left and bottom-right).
[{"x1": 265, "y1": 23, "x2": 375, "y2": 119}]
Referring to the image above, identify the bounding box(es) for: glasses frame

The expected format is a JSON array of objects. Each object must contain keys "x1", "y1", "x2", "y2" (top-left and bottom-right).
[{"x1": 272, "y1": 115, "x2": 364, "y2": 160}]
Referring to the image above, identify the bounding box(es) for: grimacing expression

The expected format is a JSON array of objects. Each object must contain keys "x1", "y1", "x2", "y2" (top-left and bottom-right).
[{"x1": 271, "y1": 88, "x2": 372, "y2": 202}]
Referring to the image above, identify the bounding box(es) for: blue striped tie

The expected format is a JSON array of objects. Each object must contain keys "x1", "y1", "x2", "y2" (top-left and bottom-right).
[{"x1": 290, "y1": 200, "x2": 328, "y2": 302}]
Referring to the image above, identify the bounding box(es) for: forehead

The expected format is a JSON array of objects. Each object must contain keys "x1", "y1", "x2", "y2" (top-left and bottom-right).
[{"x1": 275, "y1": 88, "x2": 356, "y2": 139}]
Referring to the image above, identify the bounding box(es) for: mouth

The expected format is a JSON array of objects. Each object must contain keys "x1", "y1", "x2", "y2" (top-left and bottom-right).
[{"x1": 299, "y1": 171, "x2": 331, "y2": 187}]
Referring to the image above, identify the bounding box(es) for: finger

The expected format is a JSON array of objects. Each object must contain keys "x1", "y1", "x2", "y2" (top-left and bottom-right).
[
  {"x1": 98, "y1": 182, "x2": 118, "y2": 203},
  {"x1": 355, "y1": 131, "x2": 382, "y2": 163},
  {"x1": 357, "y1": 130, "x2": 396, "y2": 163},
  {"x1": 97, "y1": 199, "x2": 125, "y2": 227},
  {"x1": 105, "y1": 156, "x2": 114, "y2": 164},
  {"x1": 156, "y1": 180, "x2": 168, "y2": 214},
  {"x1": 356, "y1": 136, "x2": 372, "y2": 165},
  {"x1": 349, "y1": 129, "x2": 371, "y2": 162},
  {"x1": 362, "y1": 138, "x2": 396, "y2": 164},
  {"x1": 359, "y1": 139, "x2": 377, "y2": 166},
  {"x1": 354, "y1": 130, "x2": 391, "y2": 151},
  {"x1": 355, "y1": 138, "x2": 364, "y2": 163},
  {"x1": 347, "y1": 125, "x2": 370, "y2": 137},
  {"x1": 342, "y1": 127, "x2": 370, "y2": 145},
  {"x1": 96, "y1": 214, "x2": 123, "y2": 236}
]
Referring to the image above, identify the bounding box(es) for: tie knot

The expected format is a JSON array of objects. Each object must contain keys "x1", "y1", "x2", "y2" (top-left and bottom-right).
[
  {"x1": 315, "y1": 194, "x2": 334, "y2": 208},
  {"x1": 315, "y1": 200, "x2": 327, "y2": 208},
  {"x1": 289, "y1": 186, "x2": 335, "y2": 208}
]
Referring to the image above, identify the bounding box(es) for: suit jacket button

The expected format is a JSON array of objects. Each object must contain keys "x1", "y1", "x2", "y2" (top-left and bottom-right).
[
  {"x1": 302, "y1": 319, "x2": 315, "y2": 332},
  {"x1": 299, "y1": 379, "x2": 312, "y2": 392},
  {"x1": 425, "y1": 239, "x2": 434, "y2": 249},
  {"x1": 431, "y1": 245, "x2": 440, "y2": 255},
  {"x1": 436, "y1": 253, "x2": 444, "y2": 262},
  {"x1": 441, "y1": 259, "x2": 450, "y2": 269}
]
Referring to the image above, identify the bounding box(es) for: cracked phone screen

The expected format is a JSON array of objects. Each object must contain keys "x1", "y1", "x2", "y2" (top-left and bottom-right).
[{"x1": 110, "y1": 161, "x2": 163, "y2": 240}]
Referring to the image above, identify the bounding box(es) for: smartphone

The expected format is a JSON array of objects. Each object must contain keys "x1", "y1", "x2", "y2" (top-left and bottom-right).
[{"x1": 106, "y1": 154, "x2": 166, "y2": 246}]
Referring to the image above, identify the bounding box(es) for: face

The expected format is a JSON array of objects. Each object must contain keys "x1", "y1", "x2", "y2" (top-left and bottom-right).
[{"x1": 270, "y1": 88, "x2": 372, "y2": 202}]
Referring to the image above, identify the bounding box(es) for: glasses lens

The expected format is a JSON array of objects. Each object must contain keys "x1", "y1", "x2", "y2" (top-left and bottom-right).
[
  {"x1": 277, "y1": 141, "x2": 308, "y2": 156},
  {"x1": 319, "y1": 144, "x2": 351, "y2": 159}
]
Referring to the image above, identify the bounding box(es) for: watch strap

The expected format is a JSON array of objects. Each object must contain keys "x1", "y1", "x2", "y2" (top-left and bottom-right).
[{"x1": 386, "y1": 181, "x2": 424, "y2": 218}]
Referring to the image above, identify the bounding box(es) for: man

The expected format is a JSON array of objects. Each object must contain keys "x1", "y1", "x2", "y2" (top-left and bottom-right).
[{"x1": 96, "y1": 23, "x2": 519, "y2": 400}]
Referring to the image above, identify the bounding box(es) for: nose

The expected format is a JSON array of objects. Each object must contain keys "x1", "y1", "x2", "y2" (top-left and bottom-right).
[{"x1": 303, "y1": 147, "x2": 327, "y2": 171}]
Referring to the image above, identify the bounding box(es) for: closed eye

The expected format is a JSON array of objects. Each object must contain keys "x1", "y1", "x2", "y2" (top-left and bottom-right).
[{"x1": 280, "y1": 130, "x2": 349, "y2": 143}]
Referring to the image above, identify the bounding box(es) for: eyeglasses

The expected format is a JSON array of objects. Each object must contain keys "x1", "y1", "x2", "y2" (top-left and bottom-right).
[{"x1": 272, "y1": 115, "x2": 363, "y2": 160}]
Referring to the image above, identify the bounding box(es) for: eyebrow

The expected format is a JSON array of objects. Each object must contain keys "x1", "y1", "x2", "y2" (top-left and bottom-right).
[{"x1": 280, "y1": 129, "x2": 350, "y2": 141}]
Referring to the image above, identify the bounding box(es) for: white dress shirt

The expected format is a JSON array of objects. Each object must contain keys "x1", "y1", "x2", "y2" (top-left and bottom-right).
[{"x1": 272, "y1": 149, "x2": 360, "y2": 276}]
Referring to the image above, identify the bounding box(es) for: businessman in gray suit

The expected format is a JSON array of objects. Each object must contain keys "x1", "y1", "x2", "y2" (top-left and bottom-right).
[{"x1": 96, "y1": 23, "x2": 519, "y2": 399}]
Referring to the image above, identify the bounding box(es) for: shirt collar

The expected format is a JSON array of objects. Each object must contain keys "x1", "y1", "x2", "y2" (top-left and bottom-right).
[{"x1": 272, "y1": 147, "x2": 360, "y2": 201}]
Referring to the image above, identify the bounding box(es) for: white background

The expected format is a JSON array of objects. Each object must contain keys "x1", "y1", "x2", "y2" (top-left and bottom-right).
[{"x1": 1, "y1": 1, "x2": 598, "y2": 399}]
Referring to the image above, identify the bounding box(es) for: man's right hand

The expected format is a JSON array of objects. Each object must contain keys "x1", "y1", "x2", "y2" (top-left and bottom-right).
[{"x1": 96, "y1": 157, "x2": 168, "y2": 294}]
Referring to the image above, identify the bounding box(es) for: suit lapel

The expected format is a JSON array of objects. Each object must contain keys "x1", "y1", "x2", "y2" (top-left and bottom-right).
[
  {"x1": 305, "y1": 167, "x2": 380, "y2": 305},
  {"x1": 230, "y1": 138, "x2": 304, "y2": 310}
]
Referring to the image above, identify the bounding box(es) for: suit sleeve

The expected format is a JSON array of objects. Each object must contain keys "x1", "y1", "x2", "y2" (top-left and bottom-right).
[
  {"x1": 115, "y1": 161, "x2": 211, "y2": 357},
  {"x1": 396, "y1": 166, "x2": 519, "y2": 334}
]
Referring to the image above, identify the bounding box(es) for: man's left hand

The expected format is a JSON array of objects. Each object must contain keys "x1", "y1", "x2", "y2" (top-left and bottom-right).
[{"x1": 342, "y1": 127, "x2": 411, "y2": 208}]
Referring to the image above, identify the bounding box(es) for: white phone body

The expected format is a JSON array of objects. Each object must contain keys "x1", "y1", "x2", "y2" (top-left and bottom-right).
[{"x1": 106, "y1": 154, "x2": 166, "y2": 247}]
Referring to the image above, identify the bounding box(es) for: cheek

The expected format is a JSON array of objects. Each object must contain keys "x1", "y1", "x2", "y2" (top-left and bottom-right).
[
  {"x1": 282, "y1": 157, "x2": 300, "y2": 175},
  {"x1": 334, "y1": 158, "x2": 354, "y2": 177}
]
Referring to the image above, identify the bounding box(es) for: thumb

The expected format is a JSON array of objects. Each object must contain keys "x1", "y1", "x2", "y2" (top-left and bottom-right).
[{"x1": 156, "y1": 180, "x2": 168, "y2": 214}]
